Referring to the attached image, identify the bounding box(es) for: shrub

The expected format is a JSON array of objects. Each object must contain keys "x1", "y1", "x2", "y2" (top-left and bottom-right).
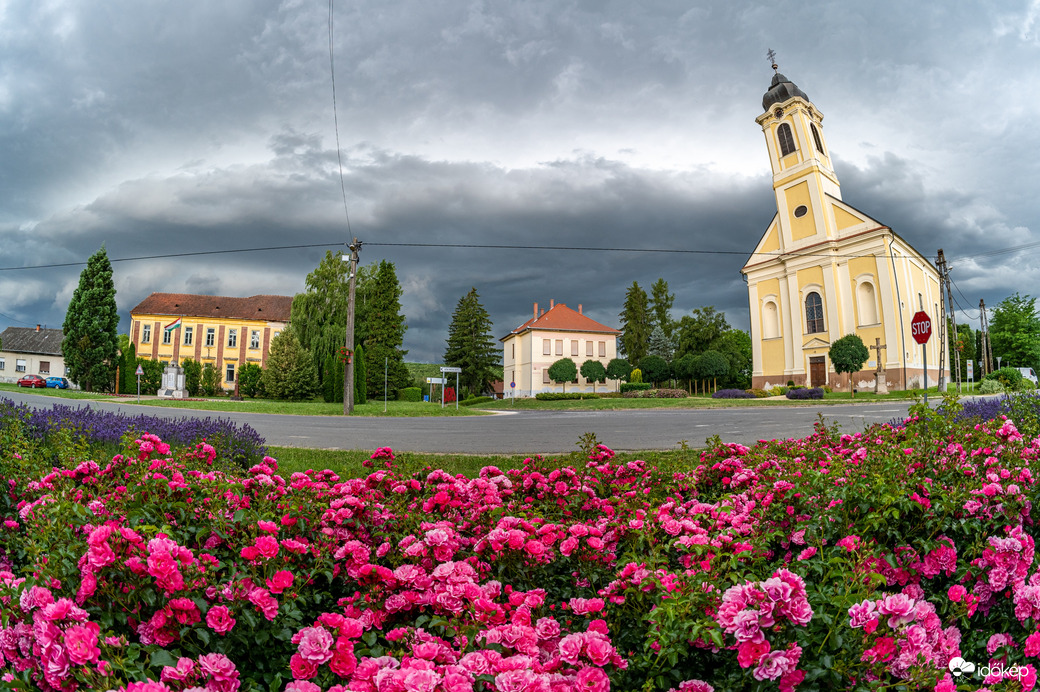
[
  {"x1": 746, "y1": 388, "x2": 770, "y2": 398},
  {"x1": 786, "y1": 386, "x2": 824, "y2": 399},
  {"x1": 238, "y1": 362, "x2": 265, "y2": 398},
  {"x1": 201, "y1": 362, "x2": 221, "y2": 397},
  {"x1": 712, "y1": 388, "x2": 754, "y2": 399},
  {"x1": 535, "y1": 392, "x2": 600, "y2": 401},
  {"x1": 984, "y1": 366, "x2": 1024, "y2": 389},
  {"x1": 459, "y1": 396, "x2": 494, "y2": 406},
  {"x1": 769, "y1": 385, "x2": 788, "y2": 396},
  {"x1": 181, "y1": 357, "x2": 202, "y2": 397},
  {"x1": 979, "y1": 378, "x2": 1005, "y2": 394},
  {"x1": 629, "y1": 367, "x2": 643, "y2": 383},
  {"x1": 787, "y1": 380, "x2": 796, "y2": 386},
  {"x1": 620, "y1": 382, "x2": 653, "y2": 393},
  {"x1": 823, "y1": 385, "x2": 832, "y2": 394},
  {"x1": 622, "y1": 388, "x2": 686, "y2": 399},
  {"x1": 397, "y1": 386, "x2": 422, "y2": 402}
]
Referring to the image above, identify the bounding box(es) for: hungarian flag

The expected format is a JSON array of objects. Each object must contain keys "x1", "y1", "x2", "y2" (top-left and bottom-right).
[{"x1": 164, "y1": 318, "x2": 182, "y2": 332}]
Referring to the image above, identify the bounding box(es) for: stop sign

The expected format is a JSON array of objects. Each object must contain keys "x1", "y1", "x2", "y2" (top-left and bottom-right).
[{"x1": 911, "y1": 311, "x2": 932, "y2": 344}]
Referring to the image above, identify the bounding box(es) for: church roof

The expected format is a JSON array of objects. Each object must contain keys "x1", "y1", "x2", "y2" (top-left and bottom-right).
[
  {"x1": 762, "y1": 72, "x2": 809, "y2": 111},
  {"x1": 130, "y1": 293, "x2": 293, "y2": 322}
]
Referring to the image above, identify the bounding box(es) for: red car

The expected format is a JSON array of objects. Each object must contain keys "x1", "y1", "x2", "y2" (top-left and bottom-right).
[{"x1": 17, "y1": 374, "x2": 46, "y2": 388}]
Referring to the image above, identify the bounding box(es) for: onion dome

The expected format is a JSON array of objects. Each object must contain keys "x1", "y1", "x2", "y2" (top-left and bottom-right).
[{"x1": 762, "y1": 71, "x2": 809, "y2": 111}]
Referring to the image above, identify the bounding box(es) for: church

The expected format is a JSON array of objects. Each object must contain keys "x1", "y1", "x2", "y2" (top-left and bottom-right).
[{"x1": 742, "y1": 65, "x2": 947, "y2": 391}]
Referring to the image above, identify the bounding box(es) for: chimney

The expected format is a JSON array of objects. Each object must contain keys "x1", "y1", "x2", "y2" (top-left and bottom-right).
[
  {"x1": 533, "y1": 303, "x2": 538, "y2": 320},
  {"x1": 35, "y1": 324, "x2": 40, "y2": 332},
  {"x1": 578, "y1": 304, "x2": 583, "y2": 315},
  {"x1": 540, "y1": 309, "x2": 545, "y2": 317},
  {"x1": 549, "y1": 298, "x2": 555, "y2": 309}
]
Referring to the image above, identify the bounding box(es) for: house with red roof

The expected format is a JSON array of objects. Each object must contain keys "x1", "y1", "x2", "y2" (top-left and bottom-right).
[
  {"x1": 129, "y1": 293, "x2": 292, "y2": 391},
  {"x1": 500, "y1": 300, "x2": 620, "y2": 397}
]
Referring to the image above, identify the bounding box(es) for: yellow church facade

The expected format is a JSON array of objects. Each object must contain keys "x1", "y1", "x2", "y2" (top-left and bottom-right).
[{"x1": 742, "y1": 68, "x2": 947, "y2": 391}]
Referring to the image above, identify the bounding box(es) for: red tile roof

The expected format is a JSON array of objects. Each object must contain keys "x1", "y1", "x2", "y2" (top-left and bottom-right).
[
  {"x1": 130, "y1": 293, "x2": 293, "y2": 322},
  {"x1": 502, "y1": 302, "x2": 618, "y2": 340}
]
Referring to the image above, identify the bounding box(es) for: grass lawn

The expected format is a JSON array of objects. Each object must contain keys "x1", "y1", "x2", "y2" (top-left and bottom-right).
[{"x1": 267, "y1": 444, "x2": 702, "y2": 477}]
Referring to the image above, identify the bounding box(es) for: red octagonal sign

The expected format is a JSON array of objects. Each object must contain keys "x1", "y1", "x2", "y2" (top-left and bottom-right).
[{"x1": 911, "y1": 311, "x2": 932, "y2": 345}]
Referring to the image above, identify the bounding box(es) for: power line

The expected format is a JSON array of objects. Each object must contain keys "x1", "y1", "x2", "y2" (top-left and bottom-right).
[
  {"x1": 328, "y1": 0, "x2": 352, "y2": 238},
  {"x1": 0, "y1": 243, "x2": 343, "y2": 272}
]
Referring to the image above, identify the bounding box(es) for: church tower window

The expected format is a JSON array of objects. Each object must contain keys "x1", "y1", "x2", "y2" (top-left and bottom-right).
[
  {"x1": 805, "y1": 292, "x2": 825, "y2": 334},
  {"x1": 811, "y1": 123, "x2": 825, "y2": 154},
  {"x1": 777, "y1": 123, "x2": 796, "y2": 157}
]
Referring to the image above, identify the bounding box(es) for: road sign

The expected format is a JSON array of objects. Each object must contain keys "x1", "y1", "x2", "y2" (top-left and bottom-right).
[
  {"x1": 911, "y1": 311, "x2": 932, "y2": 345},
  {"x1": 426, "y1": 377, "x2": 446, "y2": 385},
  {"x1": 967, "y1": 360, "x2": 974, "y2": 381},
  {"x1": 136, "y1": 365, "x2": 144, "y2": 376},
  {"x1": 440, "y1": 366, "x2": 462, "y2": 374},
  {"x1": 510, "y1": 382, "x2": 515, "y2": 388}
]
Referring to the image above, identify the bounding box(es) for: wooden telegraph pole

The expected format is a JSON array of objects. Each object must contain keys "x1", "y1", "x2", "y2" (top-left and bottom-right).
[{"x1": 343, "y1": 238, "x2": 361, "y2": 415}]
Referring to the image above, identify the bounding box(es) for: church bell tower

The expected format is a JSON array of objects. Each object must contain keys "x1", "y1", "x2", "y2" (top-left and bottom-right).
[{"x1": 755, "y1": 57, "x2": 841, "y2": 247}]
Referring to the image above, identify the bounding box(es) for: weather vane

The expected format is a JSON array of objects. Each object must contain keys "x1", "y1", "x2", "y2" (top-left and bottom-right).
[{"x1": 766, "y1": 48, "x2": 778, "y2": 72}]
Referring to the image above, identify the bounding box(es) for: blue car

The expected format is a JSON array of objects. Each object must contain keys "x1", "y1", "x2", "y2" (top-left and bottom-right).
[{"x1": 45, "y1": 376, "x2": 71, "y2": 389}]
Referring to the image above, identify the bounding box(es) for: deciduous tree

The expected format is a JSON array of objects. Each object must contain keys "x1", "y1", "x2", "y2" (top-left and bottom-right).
[
  {"x1": 675, "y1": 306, "x2": 729, "y2": 359},
  {"x1": 62, "y1": 247, "x2": 119, "y2": 391},
  {"x1": 444, "y1": 288, "x2": 500, "y2": 397},
  {"x1": 638, "y1": 355, "x2": 670, "y2": 387},
  {"x1": 991, "y1": 293, "x2": 1040, "y2": 372},
  {"x1": 580, "y1": 359, "x2": 607, "y2": 393},
  {"x1": 829, "y1": 333, "x2": 870, "y2": 397},
  {"x1": 606, "y1": 358, "x2": 631, "y2": 388},
  {"x1": 547, "y1": 358, "x2": 578, "y2": 393},
  {"x1": 291, "y1": 251, "x2": 350, "y2": 395}
]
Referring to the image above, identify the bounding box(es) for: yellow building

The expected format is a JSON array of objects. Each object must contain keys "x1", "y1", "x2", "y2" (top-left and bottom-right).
[
  {"x1": 742, "y1": 67, "x2": 946, "y2": 391},
  {"x1": 129, "y1": 293, "x2": 292, "y2": 390},
  {"x1": 501, "y1": 300, "x2": 620, "y2": 397}
]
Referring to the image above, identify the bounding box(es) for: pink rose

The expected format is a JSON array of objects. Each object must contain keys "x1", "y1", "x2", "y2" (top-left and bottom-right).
[
  {"x1": 559, "y1": 633, "x2": 584, "y2": 664},
  {"x1": 575, "y1": 666, "x2": 610, "y2": 692},
  {"x1": 64, "y1": 622, "x2": 101, "y2": 665},
  {"x1": 254, "y1": 535, "x2": 279, "y2": 560},
  {"x1": 289, "y1": 653, "x2": 318, "y2": 680},
  {"x1": 207, "y1": 606, "x2": 236, "y2": 635},
  {"x1": 267, "y1": 570, "x2": 295, "y2": 594},
  {"x1": 295, "y1": 627, "x2": 334, "y2": 664}
]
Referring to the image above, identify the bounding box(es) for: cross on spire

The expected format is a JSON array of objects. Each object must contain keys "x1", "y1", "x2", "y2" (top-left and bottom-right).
[{"x1": 766, "y1": 48, "x2": 778, "y2": 72}]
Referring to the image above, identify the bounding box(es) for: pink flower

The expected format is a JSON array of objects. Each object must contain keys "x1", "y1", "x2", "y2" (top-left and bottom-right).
[
  {"x1": 559, "y1": 633, "x2": 584, "y2": 664},
  {"x1": 285, "y1": 683, "x2": 322, "y2": 692},
  {"x1": 254, "y1": 535, "x2": 279, "y2": 559},
  {"x1": 267, "y1": 570, "x2": 295, "y2": 594},
  {"x1": 64, "y1": 622, "x2": 101, "y2": 665},
  {"x1": 1027, "y1": 631, "x2": 1040, "y2": 658},
  {"x1": 257, "y1": 520, "x2": 279, "y2": 533},
  {"x1": 206, "y1": 606, "x2": 236, "y2": 635},
  {"x1": 878, "y1": 593, "x2": 916, "y2": 628},
  {"x1": 575, "y1": 666, "x2": 610, "y2": 692},
  {"x1": 948, "y1": 585, "x2": 967, "y2": 603},
  {"x1": 295, "y1": 626, "x2": 334, "y2": 664}
]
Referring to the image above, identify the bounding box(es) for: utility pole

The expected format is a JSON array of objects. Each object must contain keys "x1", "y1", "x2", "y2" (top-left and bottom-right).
[
  {"x1": 343, "y1": 238, "x2": 361, "y2": 415},
  {"x1": 937, "y1": 249, "x2": 961, "y2": 393},
  {"x1": 979, "y1": 298, "x2": 992, "y2": 377},
  {"x1": 936, "y1": 250, "x2": 948, "y2": 393}
]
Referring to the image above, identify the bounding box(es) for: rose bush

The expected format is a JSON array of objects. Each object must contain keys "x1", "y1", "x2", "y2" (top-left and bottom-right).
[{"x1": 4, "y1": 396, "x2": 1040, "y2": 690}]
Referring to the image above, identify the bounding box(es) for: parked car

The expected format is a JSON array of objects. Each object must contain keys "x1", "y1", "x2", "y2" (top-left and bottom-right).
[
  {"x1": 45, "y1": 376, "x2": 71, "y2": 389},
  {"x1": 16, "y1": 374, "x2": 46, "y2": 388},
  {"x1": 1019, "y1": 367, "x2": 1039, "y2": 385}
]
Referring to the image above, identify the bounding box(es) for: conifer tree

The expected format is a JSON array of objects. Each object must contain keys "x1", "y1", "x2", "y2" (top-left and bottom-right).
[
  {"x1": 444, "y1": 287, "x2": 500, "y2": 397},
  {"x1": 354, "y1": 343, "x2": 367, "y2": 404},
  {"x1": 261, "y1": 330, "x2": 318, "y2": 401},
  {"x1": 619, "y1": 281, "x2": 650, "y2": 364},
  {"x1": 360, "y1": 260, "x2": 410, "y2": 399},
  {"x1": 649, "y1": 278, "x2": 676, "y2": 338},
  {"x1": 62, "y1": 246, "x2": 119, "y2": 391}
]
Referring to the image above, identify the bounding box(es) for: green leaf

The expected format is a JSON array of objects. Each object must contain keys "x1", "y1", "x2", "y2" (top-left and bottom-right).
[{"x1": 149, "y1": 649, "x2": 179, "y2": 668}]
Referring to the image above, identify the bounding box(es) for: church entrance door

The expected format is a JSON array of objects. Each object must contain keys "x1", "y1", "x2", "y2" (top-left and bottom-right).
[{"x1": 809, "y1": 357, "x2": 826, "y2": 387}]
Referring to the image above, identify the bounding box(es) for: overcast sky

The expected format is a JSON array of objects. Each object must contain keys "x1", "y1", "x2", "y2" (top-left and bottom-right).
[{"x1": 2, "y1": 1, "x2": 1039, "y2": 363}]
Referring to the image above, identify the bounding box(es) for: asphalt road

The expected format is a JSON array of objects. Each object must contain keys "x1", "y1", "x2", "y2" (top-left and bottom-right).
[{"x1": 0, "y1": 390, "x2": 916, "y2": 454}]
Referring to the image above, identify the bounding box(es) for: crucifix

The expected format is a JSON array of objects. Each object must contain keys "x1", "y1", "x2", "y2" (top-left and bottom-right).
[{"x1": 870, "y1": 338, "x2": 889, "y2": 394}]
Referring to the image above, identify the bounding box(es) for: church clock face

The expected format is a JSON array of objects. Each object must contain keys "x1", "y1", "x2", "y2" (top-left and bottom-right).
[{"x1": 794, "y1": 205, "x2": 808, "y2": 218}]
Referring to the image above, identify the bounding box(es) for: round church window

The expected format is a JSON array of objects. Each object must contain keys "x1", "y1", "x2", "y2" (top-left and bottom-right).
[{"x1": 794, "y1": 205, "x2": 808, "y2": 218}]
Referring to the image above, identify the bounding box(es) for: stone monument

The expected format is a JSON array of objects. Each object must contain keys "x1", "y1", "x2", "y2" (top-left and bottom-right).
[
  {"x1": 871, "y1": 338, "x2": 889, "y2": 395},
  {"x1": 158, "y1": 365, "x2": 188, "y2": 399}
]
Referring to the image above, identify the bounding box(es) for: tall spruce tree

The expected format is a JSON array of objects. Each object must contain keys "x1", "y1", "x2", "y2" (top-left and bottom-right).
[
  {"x1": 360, "y1": 260, "x2": 410, "y2": 399},
  {"x1": 63, "y1": 246, "x2": 119, "y2": 391},
  {"x1": 619, "y1": 281, "x2": 650, "y2": 364},
  {"x1": 444, "y1": 287, "x2": 500, "y2": 397},
  {"x1": 261, "y1": 329, "x2": 318, "y2": 401},
  {"x1": 649, "y1": 278, "x2": 676, "y2": 338}
]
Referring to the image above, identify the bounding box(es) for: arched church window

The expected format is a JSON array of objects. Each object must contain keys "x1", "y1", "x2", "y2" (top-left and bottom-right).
[
  {"x1": 811, "y1": 123, "x2": 825, "y2": 154},
  {"x1": 857, "y1": 281, "x2": 878, "y2": 325},
  {"x1": 763, "y1": 301, "x2": 779, "y2": 339},
  {"x1": 805, "y1": 292, "x2": 825, "y2": 334},
  {"x1": 777, "y1": 123, "x2": 796, "y2": 157}
]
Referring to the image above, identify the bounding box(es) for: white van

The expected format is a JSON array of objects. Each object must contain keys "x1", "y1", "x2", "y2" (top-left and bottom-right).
[{"x1": 1019, "y1": 367, "x2": 1038, "y2": 385}]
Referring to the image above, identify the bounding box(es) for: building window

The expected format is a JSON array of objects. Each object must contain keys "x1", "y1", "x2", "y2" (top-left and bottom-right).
[
  {"x1": 811, "y1": 123, "x2": 825, "y2": 154},
  {"x1": 555, "y1": 340, "x2": 563, "y2": 356},
  {"x1": 805, "y1": 292, "x2": 825, "y2": 334},
  {"x1": 0, "y1": 358, "x2": 5, "y2": 370},
  {"x1": 184, "y1": 327, "x2": 193, "y2": 345},
  {"x1": 162, "y1": 328, "x2": 172, "y2": 345},
  {"x1": 571, "y1": 341, "x2": 579, "y2": 356},
  {"x1": 142, "y1": 324, "x2": 151, "y2": 343},
  {"x1": 250, "y1": 330, "x2": 260, "y2": 349},
  {"x1": 543, "y1": 369, "x2": 551, "y2": 384},
  {"x1": 39, "y1": 361, "x2": 50, "y2": 374},
  {"x1": 778, "y1": 123, "x2": 796, "y2": 157},
  {"x1": 599, "y1": 341, "x2": 606, "y2": 357},
  {"x1": 857, "y1": 282, "x2": 879, "y2": 325},
  {"x1": 586, "y1": 341, "x2": 594, "y2": 357},
  {"x1": 543, "y1": 339, "x2": 551, "y2": 356},
  {"x1": 15, "y1": 359, "x2": 26, "y2": 373},
  {"x1": 228, "y1": 329, "x2": 237, "y2": 348},
  {"x1": 206, "y1": 328, "x2": 216, "y2": 347},
  {"x1": 511, "y1": 343, "x2": 515, "y2": 359},
  {"x1": 226, "y1": 364, "x2": 235, "y2": 383},
  {"x1": 763, "y1": 301, "x2": 780, "y2": 339}
]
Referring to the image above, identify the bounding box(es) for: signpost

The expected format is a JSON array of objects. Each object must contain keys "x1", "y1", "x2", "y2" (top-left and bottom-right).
[
  {"x1": 510, "y1": 381, "x2": 515, "y2": 406},
  {"x1": 440, "y1": 367, "x2": 462, "y2": 409},
  {"x1": 911, "y1": 310, "x2": 932, "y2": 403},
  {"x1": 135, "y1": 364, "x2": 144, "y2": 404},
  {"x1": 967, "y1": 359, "x2": 974, "y2": 391}
]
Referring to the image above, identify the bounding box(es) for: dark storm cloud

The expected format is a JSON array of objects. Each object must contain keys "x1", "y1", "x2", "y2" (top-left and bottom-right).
[{"x1": 2, "y1": 0, "x2": 1039, "y2": 361}]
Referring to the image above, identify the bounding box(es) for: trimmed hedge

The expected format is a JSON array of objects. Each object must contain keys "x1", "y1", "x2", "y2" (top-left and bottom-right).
[
  {"x1": 786, "y1": 386, "x2": 825, "y2": 400},
  {"x1": 535, "y1": 392, "x2": 601, "y2": 401},
  {"x1": 622, "y1": 388, "x2": 687, "y2": 399},
  {"x1": 459, "y1": 396, "x2": 494, "y2": 407},
  {"x1": 397, "y1": 386, "x2": 422, "y2": 402},
  {"x1": 620, "y1": 382, "x2": 653, "y2": 393},
  {"x1": 712, "y1": 389, "x2": 754, "y2": 399}
]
